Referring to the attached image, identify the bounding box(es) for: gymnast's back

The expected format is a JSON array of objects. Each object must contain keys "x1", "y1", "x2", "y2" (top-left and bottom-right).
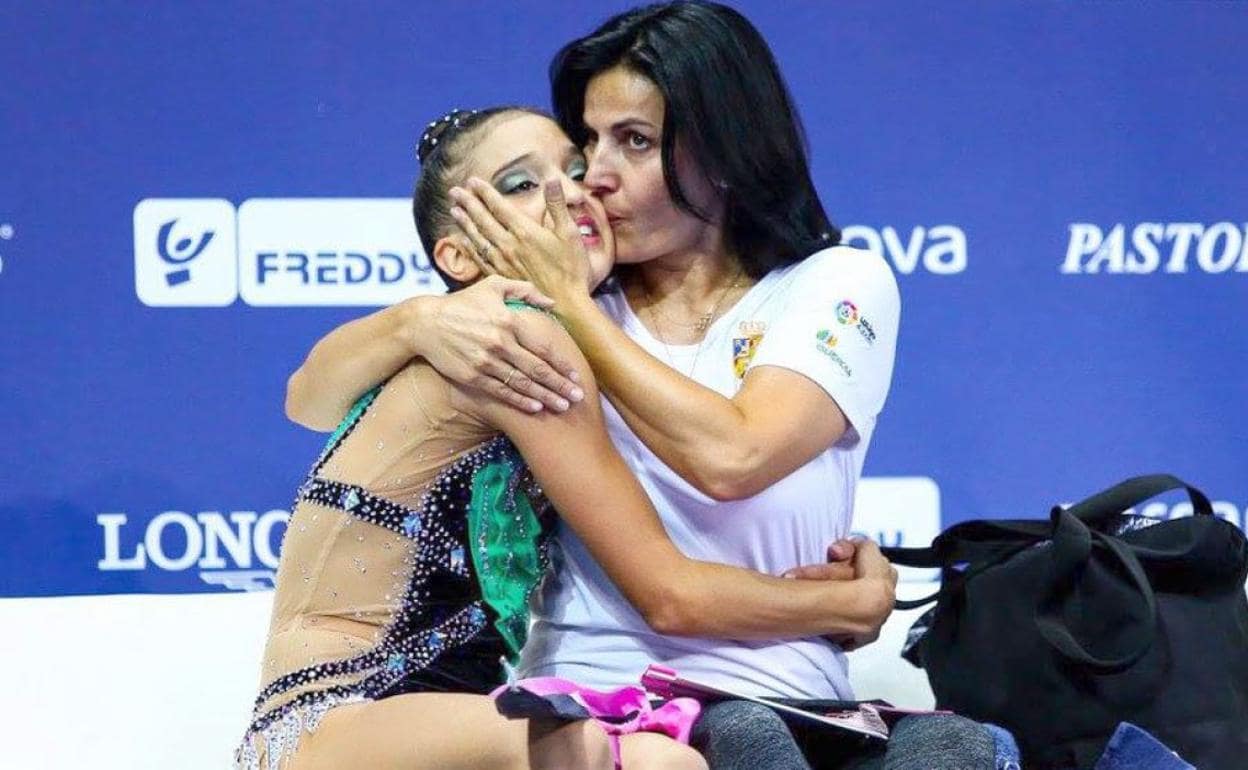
[{"x1": 237, "y1": 315, "x2": 557, "y2": 765}]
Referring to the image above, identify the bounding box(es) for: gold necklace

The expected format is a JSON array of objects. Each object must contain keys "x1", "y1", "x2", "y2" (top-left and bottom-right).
[
  {"x1": 647, "y1": 272, "x2": 743, "y2": 332},
  {"x1": 643, "y1": 268, "x2": 744, "y2": 376}
]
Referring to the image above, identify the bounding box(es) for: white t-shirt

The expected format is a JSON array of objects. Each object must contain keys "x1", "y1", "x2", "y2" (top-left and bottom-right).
[{"x1": 518, "y1": 246, "x2": 900, "y2": 699}]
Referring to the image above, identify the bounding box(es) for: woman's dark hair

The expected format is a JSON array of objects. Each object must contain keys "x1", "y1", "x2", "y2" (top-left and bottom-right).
[
  {"x1": 412, "y1": 106, "x2": 548, "y2": 290},
  {"x1": 549, "y1": 1, "x2": 838, "y2": 278}
]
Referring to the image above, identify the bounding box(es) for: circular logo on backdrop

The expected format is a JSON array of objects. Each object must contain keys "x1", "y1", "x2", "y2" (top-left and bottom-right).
[{"x1": 835, "y1": 300, "x2": 859, "y2": 325}]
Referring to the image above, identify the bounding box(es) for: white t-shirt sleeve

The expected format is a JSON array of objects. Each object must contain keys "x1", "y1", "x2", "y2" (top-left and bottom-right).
[{"x1": 746, "y1": 247, "x2": 900, "y2": 443}]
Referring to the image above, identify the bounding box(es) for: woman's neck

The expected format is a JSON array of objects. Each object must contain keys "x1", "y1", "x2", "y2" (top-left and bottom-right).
[
  {"x1": 622, "y1": 246, "x2": 756, "y2": 344},
  {"x1": 638, "y1": 250, "x2": 740, "y2": 302}
]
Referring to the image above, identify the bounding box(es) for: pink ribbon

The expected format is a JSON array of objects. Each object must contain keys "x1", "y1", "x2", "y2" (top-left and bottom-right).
[{"x1": 490, "y1": 676, "x2": 702, "y2": 767}]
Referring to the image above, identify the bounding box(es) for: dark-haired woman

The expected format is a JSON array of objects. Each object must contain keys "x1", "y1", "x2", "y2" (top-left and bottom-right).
[{"x1": 285, "y1": 3, "x2": 992, "y2": 768}]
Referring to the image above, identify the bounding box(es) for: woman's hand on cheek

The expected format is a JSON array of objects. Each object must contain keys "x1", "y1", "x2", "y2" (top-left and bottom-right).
[
  {"x1": 538, "y1": 180, "x2": 593, "y2": 293},
  {"x1": 447, "y1": 178, "x2": 590, "y2": 303},
  {"x1": 417, "y1": 275, "x2": 585, "y2": 413}
]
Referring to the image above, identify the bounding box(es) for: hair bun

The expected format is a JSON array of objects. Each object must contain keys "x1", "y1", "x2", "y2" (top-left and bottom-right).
[{"x1": 417, "y1": 109, "x2": 480, "y2": 164}]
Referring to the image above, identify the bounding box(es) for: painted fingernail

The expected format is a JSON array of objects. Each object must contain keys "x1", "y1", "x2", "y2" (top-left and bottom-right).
[
  {"x1": 554, "y1": 398, "x2": 570, "y2": 411},
  {"x1": 568, "y1": 387, "x2": 584, "y2": 402},
  {"x1": 567, "y1": 370, "x2": 581, "y2": 383},
  {"x1": 450, "y1": 206, "x2": 465, "y2": 218},
  {"x1": 528, "y1": 401, "x2": 543, "y2": 413}
]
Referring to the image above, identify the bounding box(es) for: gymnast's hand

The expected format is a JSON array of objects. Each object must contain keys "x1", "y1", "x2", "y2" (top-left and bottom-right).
[
  {"x1": 448, "y1": 178, "x2": 593, "y2": 306},
  {"x1": 781, "y1": 540, "x2": 860, "y2": 581},
  {"x1": 415, "y1": 275, "x2": 586, "y2": 413},
  {"x1": 784, "y1": 539, "x2": 898, "y2": 651}
]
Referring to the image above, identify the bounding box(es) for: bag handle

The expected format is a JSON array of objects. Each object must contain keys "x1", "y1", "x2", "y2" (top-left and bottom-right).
[
  {"x1": 1063, "y1": 473, "x2": 1212, "y2": 525},
  {"x1": 1034, "y1": 506, "x2": 1158, "y2": 671},
  {"x1": 886, "y1": 475, "x2": 1201, "y2": 626},
  {"x1": 894, "y1": 510, "x2": 1161, "y2": 662},
  {"x1": 884, "y1": 519, "x2": 1049, "y2": 568},
  {"x1": 885, "y1": 521, "x2": 1048, "y2": 610},
  {"x1": 889, "y1": 537, "x2": 1039, "y2": 610}
]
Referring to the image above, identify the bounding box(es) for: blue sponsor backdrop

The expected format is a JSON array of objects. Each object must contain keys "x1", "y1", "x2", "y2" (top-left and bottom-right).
[{"x1": 2, "y1": 2, "x2": 1245, "y2": 597}]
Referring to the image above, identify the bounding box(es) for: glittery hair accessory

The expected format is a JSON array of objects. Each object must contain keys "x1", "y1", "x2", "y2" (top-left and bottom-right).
[{"x1": 417, "y1": 109, "x2": 480, "y2": 164}]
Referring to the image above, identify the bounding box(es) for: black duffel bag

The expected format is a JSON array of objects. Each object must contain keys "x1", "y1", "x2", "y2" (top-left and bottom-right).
[{"x1": 881, "y1": 474, "x2": 1248, "y2": 769}]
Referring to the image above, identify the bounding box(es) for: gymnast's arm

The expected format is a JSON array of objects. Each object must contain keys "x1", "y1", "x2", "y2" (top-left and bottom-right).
[
  {"x1": 468, "y1": 310, "x2": 895, "y2": 640},
  {"x1": 284, "y1": 277, "x2": 582, "y2": 431}
]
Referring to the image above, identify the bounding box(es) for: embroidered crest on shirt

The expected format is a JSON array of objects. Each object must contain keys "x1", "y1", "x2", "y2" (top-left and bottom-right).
[
  {"x1": 815, "y1": 329, "x2": 853, "y2": 376},
  {"x1": 733, "y1": 320, "x2": 767, "y2": 380},
  {"x1": 835, "y1": 299, "x2": 876, "y2": 345}
]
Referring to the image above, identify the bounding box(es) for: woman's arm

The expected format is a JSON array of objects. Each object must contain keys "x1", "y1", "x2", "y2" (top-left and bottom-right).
[
  {"x1": 472, "y1": 311, "x2": 896, "y2": 641},
  {"x1": 286, "y1": 277, "x2": 583, "y2": 430},
  {"x1": 451, "y1": 179, "x2": 899, "y2": 501},
  {"x1": 555, "y1": 294, "x2": 848, "y2": 502}
]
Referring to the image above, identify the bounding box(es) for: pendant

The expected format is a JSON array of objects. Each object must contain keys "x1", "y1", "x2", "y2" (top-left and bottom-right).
[{"x1": 695, "y1": 313, "x2": 712, "y2": 332}]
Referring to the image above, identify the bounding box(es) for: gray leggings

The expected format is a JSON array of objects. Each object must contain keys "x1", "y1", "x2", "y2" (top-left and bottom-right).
[{"x1": 689, "y1": 700, "x2": 996, "y2": 770}]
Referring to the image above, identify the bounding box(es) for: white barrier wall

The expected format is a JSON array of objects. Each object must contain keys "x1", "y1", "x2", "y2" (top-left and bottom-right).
[{"x1": 2, "y1": 588, "x2": 936, "y2": 770}]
